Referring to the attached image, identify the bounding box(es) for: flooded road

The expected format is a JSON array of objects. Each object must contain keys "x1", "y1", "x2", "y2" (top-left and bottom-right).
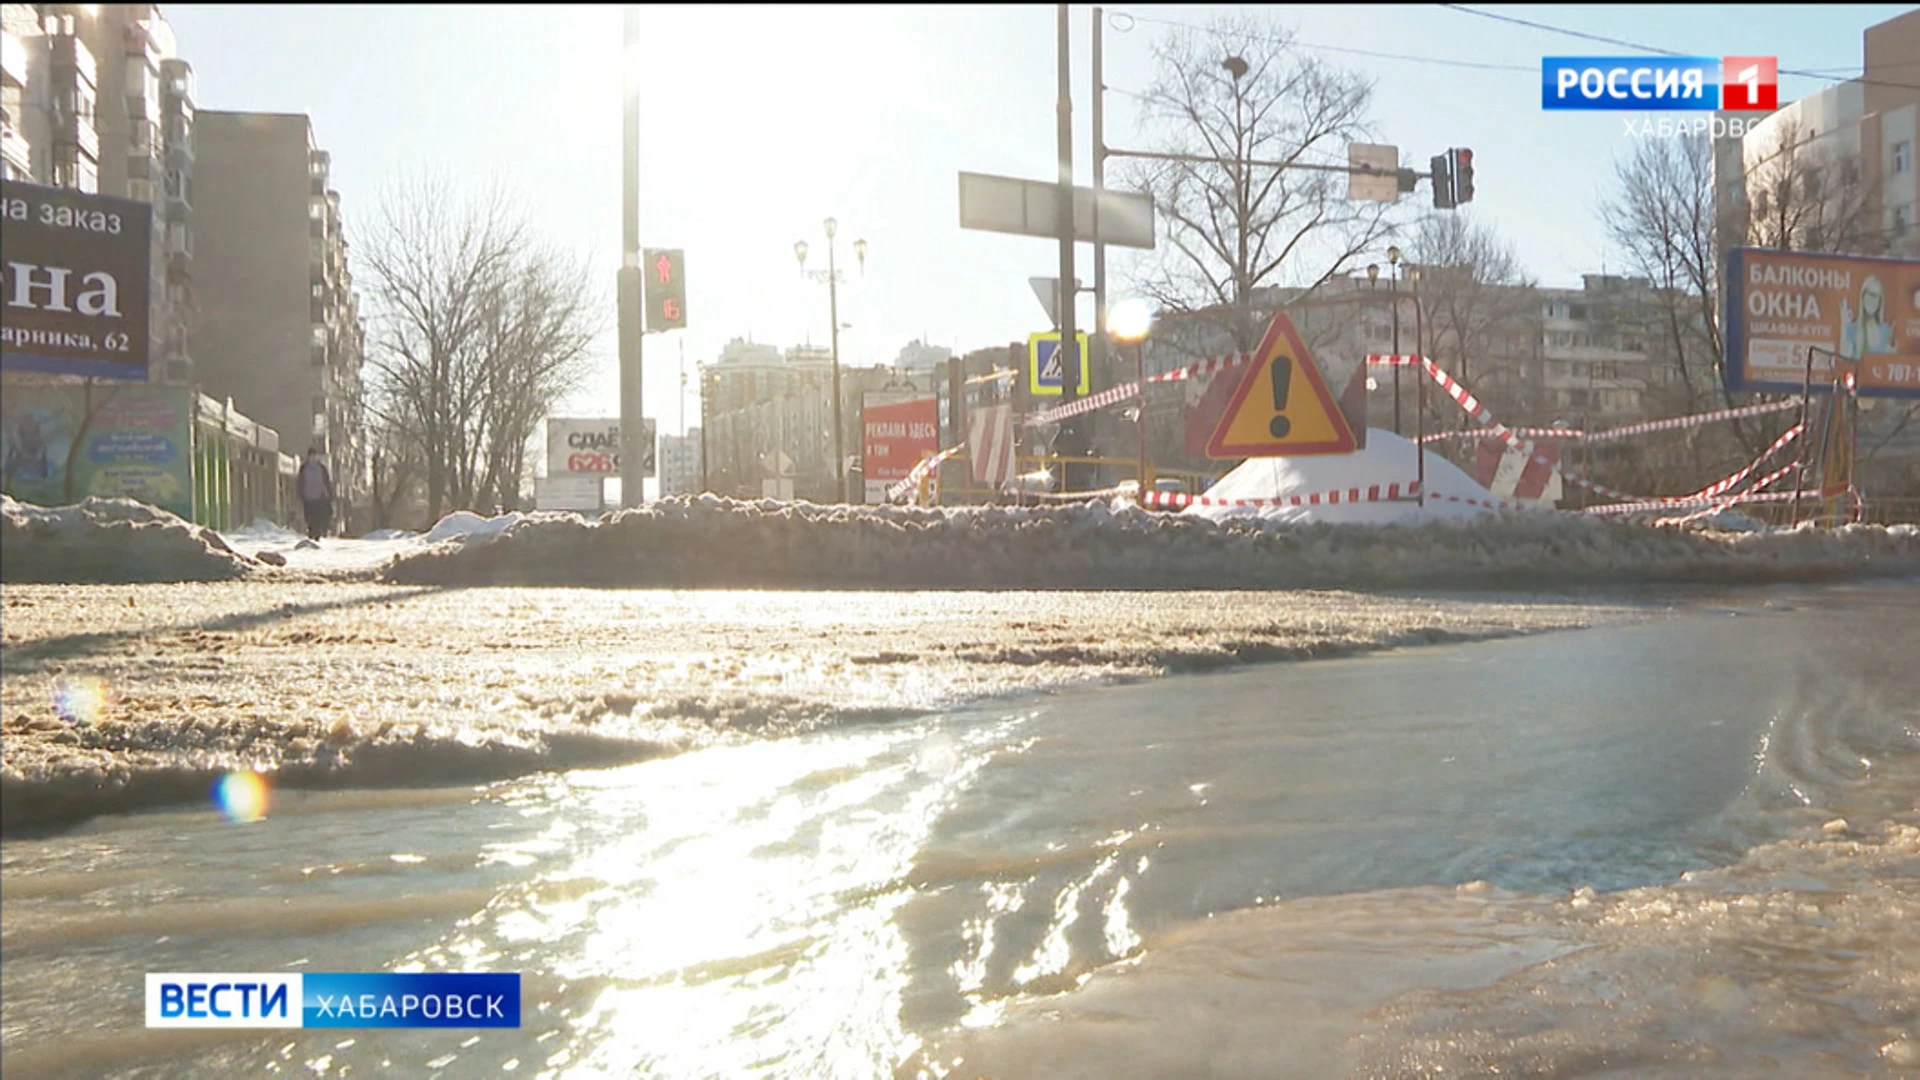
[{"x1": 3, "y1": 583, "x2": 1916, "y2": 1078}]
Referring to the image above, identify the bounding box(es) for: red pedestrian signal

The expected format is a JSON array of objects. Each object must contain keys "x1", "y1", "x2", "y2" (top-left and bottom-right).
[{"x1": 642, "y1": 248, "x2": 686, "y2": 331}]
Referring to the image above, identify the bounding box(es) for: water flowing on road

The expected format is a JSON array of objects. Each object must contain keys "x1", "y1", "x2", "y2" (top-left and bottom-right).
[{"x1": 3, "y1": 582, "x2": 1915, "y2": 1078}]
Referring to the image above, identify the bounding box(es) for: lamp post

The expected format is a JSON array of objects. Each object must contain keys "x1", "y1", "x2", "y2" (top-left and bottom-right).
[
  {"x1": 1388, "y1": 245, "x2": 1402, "y2": 435},
  {"x1": 796, "y1": 222, "x2": 866, "y2": 503},
  {"x1": 1109, "y1": 298, "x2": 1154, "y2": 493}
]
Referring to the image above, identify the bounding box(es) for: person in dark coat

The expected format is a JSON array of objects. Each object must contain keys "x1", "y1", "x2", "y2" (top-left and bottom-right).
[{"x1": 297, "y1": 447, "x2": 335, "y2": 540}]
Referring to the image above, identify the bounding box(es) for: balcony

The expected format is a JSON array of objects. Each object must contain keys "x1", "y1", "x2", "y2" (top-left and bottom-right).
[
  {"x1": 50, "y1": 31, "x2": 97, "y2": 89},
  {"x1": 3, "y1": 27, "x2": 29, "y2": 90}
]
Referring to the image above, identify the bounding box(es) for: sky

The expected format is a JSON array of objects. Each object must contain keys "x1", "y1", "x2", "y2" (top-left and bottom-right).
[{"x1": 164, "y1": 2, "x2": 1914, "y2": 493}]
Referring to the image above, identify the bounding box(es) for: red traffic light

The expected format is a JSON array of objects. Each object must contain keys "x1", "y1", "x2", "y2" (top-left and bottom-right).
[{"x1": 1450, "y1": 147, "x2": 1475, "y2": 206}]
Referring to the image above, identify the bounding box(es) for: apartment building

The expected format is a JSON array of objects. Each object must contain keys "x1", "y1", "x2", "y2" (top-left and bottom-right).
[
  {"x1": 1, "y1": 5, "x2": 36, "y2": 180},
  {"x1": 657, "y1": 429, "x2": 702, "y2": 497},
  {"x1": 1721, "y1": 9, "x2": 1920, "y2": 257},
  {"x1": 1, "y1": 4, "x2": 194, "y2": 382},
  {"x1": 189, "y1": 111, "x2": 366, "y2": 515}
]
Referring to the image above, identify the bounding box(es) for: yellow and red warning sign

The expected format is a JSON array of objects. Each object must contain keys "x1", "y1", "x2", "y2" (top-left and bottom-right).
[{"x1": 1204, "y1": 313, "x2": 1356, "y2": 458}]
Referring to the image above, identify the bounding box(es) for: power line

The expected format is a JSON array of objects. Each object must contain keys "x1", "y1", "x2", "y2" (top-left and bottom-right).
[
  {"x1": 1108, "y1": 9, "x2": 1535, "y2": 74},
  {"x1": 1437, "y1": 3, "x2": 1920, "y2": 93}
]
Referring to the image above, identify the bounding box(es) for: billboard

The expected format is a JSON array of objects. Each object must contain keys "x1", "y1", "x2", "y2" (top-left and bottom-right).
[
  {"x1": 547, "y1": 417, "x2": 655, "y2": 477},
  {"x1": 1, "y1": 180, "x2": 153, "y2": 379},
  {"x1": 1, "y1": 382, "x2": 193, "y2": 517},
  {"x1": 861, "y1": 393, "x2": 939, "y2": 503},
  {"x1": 1724, "y1": 248, "x2": 1920, "y2": 398},
  {"x1": 534, "y1": 475, "x2": 603, "y2": 511}
]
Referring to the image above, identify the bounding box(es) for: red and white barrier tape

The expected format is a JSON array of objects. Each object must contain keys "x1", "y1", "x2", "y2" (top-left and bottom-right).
[
  {"x1": 1690, "y1": 423, "x2": 1802, "y2": 501},
  {"x1": 1027, "y1": 351, "x2": 1258, "y2": 427},
  {"x1": 1412, "y1": 400, "x2": 1800, "y2": 446},
  {"x1": 1374, "y1": 352, "x2": 1813, "y2": 513},
  {"x1": 886, "y1": 444, "x2": 965, "y2": 503},
  {"x1": 1142, "y1": 480, "x2": 1429, "y2": 511},
  {"x1": 1584, "y1": 461, "x2": 1801, "y2": 516}
]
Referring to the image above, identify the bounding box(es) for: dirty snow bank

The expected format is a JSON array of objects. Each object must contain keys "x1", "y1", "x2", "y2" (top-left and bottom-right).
[
  {"x1": 0, "y1": 582, "x2": 1618, "y2": 833},
  {"x1": 1, "y1": 495, "x2": 256, "y2": 583},
  {"x1": 383, "y1": 496, "x2": 1920, "y2": 589}
]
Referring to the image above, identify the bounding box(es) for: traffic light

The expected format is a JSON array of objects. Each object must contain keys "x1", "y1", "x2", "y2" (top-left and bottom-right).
[
  {"x1": 643, "y1": 247, "x2": 686, "y2": 331},
  {"x1": 1430, "y1": 153, "x2": 1454, "y2": 210},
  {"x1": 1450, "y1": 148, "x2": 1475, "y2": 205}
]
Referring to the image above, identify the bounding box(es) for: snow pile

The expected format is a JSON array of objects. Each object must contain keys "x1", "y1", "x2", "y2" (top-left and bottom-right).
[
  {"x1": 1191, "y1": 429, "x2": 1504, "y2": 525},
  {"x1": 382, "y1": 494, "x2": 1920, "y2": 590},
  {"x1": 423, "y1": 509, "x2": 526, "y2": 545},
  {"x1": 360, "y1": 527, "x2": 419, "y2": 541},
  {"x1": 1, "y1": 495, "x2": 256, "y2": 583},
  {"x1": 225, "y1": 517, "x2": 306, "y2": 544}
]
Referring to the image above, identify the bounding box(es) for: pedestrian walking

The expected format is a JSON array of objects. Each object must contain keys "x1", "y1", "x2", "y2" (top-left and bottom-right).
[{"x1": 298, "y1": 447, "x2": 335, "y2": 541}]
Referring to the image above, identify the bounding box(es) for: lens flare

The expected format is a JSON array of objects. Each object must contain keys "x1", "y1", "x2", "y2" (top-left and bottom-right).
[
  {"x1": 53, "y1": 676, "x2": 108, "y2": 727},
  {"x1": 213, "y1": 771, "x2": 272, "y2": 824}
]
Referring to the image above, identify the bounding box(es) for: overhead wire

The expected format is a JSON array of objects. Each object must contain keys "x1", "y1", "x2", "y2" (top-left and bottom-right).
[{"x1": 1436, "y1": 3, "x2": 1920, "y2": 92}]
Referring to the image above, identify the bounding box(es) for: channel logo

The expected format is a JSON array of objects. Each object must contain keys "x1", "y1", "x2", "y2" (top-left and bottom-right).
[
  {"x1": 1542, "y1": 56, "x2": 1778, "y2": 112},
  {"x1": 145, "y1": 973, "x2": 521, "y2": 1029}
]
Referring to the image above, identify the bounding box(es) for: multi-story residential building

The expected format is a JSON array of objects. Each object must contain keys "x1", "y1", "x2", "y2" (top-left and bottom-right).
[
  {"x1": 657, "y1": 429, "x2": 701, "y2": 497},
  {"x1": 702, "y1": 338, "x2": 922, "y2": 501},
  {"x1": 39, "y1": 6, "x2": 96, "y2": 192},
  {"x1": 1720, "y1": 9, "x2": 1920, "y2": 258},
  {"x1": 1, "y1": 5, "x2": 36, "y2": 180},
  {"x1": 2, "y1": 5, "x2": 195, "y2": 382},
  {"x1": 188, "y1": 111, "x2": 366, "y2": 517}
]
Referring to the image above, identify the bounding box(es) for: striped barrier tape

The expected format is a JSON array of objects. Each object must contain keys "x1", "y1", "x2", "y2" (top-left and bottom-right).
[
  {"x1": 1026, "y1": 351, "x2": 1258, "y2": 427},
  {"x1": 1689, "y1": 422, "x2": 1803, "y2": 501},
  {"x1": 886, "y1": 444, "x2": 966, "y2": 503},
  {"x1": 1142, "y1": 480, "x2": 1431, "y2": 511},
  {"x1": 1366, "y1": 354, "x2": 1801, "y2": 446},
  {"x1": 1583, "y1": 461, "x2": 1802, "y2": 516},
  {"x1": 1411, "y1": 400, "x2": 1801, "y2": 445},
  {"x1": 1381, "y1": 352, "x2": 1812, "y2": 513}
]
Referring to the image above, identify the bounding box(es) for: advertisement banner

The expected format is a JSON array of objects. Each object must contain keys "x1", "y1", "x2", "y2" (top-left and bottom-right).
[
  {"x1": 534, "y1": 475, "x2": 603, "y2": 512},
  {"x1": 861, "y1": 394, "x2": 940, "y2": 503},
  {"x1": 547, "y1": 417, "x2": 655, "y2": 477},
  {"x1": 1724, "y1": 248, "x2": 1920, "y2": 398},
  {"x1": 1, "y1": 382, "x2": 193, "y2": 516},
  {"x1": 1, "y1": 180, "x2": 153, "y2": 379}
]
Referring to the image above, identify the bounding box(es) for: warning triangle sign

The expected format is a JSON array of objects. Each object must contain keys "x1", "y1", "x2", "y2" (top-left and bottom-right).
[{"x1": 1205, "y1": 313, "x2": 1357, "y2": 458}]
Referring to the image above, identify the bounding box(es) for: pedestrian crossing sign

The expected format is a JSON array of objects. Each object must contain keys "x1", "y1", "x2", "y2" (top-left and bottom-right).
[{"x1": 1028, "y1": 332, "x2": 1091, "y2": 396}]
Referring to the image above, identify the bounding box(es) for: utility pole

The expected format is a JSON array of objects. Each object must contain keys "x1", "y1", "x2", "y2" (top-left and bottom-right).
[
  {"x1": 1091, "y1": 5, "x2": 1107, "y2": 491},
  {"x1": 828, "y1": 231, "x2": 845, "y2": 503},
  {"x1": 1055, "y1": 1, "x2": 1078, "y2": 493},
  {"x1": 617, "y1": 6, "x2": 645, "y2": 507}
]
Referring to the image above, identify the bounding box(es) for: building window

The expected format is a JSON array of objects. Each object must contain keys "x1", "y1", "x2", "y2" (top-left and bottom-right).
[
  {"x1": 1592, "y1": 361, "x2": 1619, "y2": 380},
  {"x1": 1895, "y1": 141, "x2": 1913, "y2": 174},
  {"x1": 1895, "y1": 205, "x2": 1911, "y2": 236}
]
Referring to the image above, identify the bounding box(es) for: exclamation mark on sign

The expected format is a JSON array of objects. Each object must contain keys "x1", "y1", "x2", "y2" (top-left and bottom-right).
[{"x1": 1268, "y1": 357, "x2": 1293, "y2": 439}]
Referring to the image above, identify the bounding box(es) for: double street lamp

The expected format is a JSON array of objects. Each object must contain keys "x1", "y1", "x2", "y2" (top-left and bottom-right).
[{"x1": 795, "y1": 219, "x2": 867, "y2": 504}]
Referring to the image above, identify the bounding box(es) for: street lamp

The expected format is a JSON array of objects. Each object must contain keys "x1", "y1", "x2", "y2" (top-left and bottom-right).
[
  {"x1": 1109, "y1": 298, "x2": 1155, "y2": 492},
  {"x1": 796, "y1": 221, "x2": 867, "y2": 503},
  {"x1": 1388, "y1": 245, "x2": 1403, "y2": 435}
]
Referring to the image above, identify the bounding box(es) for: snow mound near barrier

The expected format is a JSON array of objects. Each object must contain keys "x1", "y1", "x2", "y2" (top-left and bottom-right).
[
  {"x1": 1191, "y1": 429, "x2": 1502, "y2": 525},
  {"x1": 381, "y1": 494, "x2": 1920, "y2": 590},
  {"x1": 1, "y1": 495, "x2": 255, "y2": 583},
  {"x1": 423, "y1": 509, "x2": 525, "y2": 544}
]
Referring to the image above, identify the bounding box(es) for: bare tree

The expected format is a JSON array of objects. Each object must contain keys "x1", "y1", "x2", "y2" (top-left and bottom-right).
[
  {"x1": 1600, "y1": 134, "x2": 1723, "y2": 418},
  {"x1": 1404, "y1": 213, "x2": 1538, "y2": 422},
  {"x1": 360, "y1": 173, "x2": 602, "y2": 519},
  {"x1": 1124, "y1": 12, "x2": 1394, "y2": 351},
  {"x1": 1745, "y1": 118, "x2": 1886, "y2": 255},
  {"x1": 1602, "y1": 127, "x2": 1890, "y2": 488}
]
